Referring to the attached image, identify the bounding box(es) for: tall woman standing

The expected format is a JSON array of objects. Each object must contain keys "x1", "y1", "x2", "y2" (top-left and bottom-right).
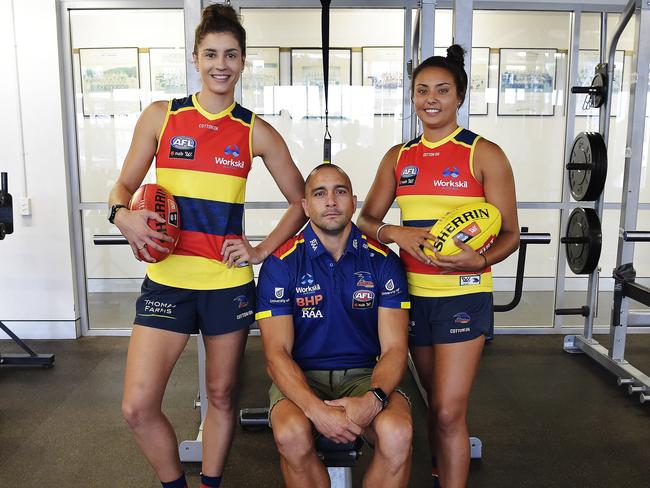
[
  {"x1": 108, "y1": 5, "x2": 306, "y2": 488},
  {"x1": 358, "y1": 45, "x2": 519, "y2": 488}
]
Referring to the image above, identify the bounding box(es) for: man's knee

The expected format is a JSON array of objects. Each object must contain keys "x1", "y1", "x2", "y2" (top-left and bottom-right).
[
  {"x1": 374, "y1": 411, "x2": 413, "y2": 468},
  {"x1": 272, "y1": 407, "x2": 315, "y2": 462}
]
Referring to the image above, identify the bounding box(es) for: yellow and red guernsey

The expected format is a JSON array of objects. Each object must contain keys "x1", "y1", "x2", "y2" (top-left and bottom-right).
[
  {"x1": 395, "y1": 126, "x2": 493, "y2": 297},
  {"x1": 147, "y1": 94, "x2": 255, "y2": 290}
]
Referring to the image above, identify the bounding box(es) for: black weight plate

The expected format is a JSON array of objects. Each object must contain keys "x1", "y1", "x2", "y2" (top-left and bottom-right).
[
  {"x1": 565, "y1": 207, "x2": 602, "y2": 275},
  {"x1": 568, "y1": 132, "x2": 607, "y2": 201},
  {"x1": 586, "y1": 132, "x2": 608, "y2": 199},
  {"x1": 590, "y1": 72, "x2": 607, "y2": 108}
]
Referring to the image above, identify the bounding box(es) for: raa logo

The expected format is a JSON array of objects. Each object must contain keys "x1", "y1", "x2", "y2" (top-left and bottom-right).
[{"x1": 225, "y1": 144, "x2": 240, "y2": 158}]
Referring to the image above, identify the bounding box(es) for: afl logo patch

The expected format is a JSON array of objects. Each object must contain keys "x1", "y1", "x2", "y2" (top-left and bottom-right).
[
  {"x1": 352, "y1": 290, "x2": 375, "y2": 309},
  {"x1": 399, "y1": 165, "x2": 419, "y2": 186},
  {"x1": 169, "y1": 136, "x2": 196, "y2": 160}
]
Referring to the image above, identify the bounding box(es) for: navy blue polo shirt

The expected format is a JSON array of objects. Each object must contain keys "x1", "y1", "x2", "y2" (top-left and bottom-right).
[{"x1": 256, "y1": 222, "x2": 410, "y2": 371}]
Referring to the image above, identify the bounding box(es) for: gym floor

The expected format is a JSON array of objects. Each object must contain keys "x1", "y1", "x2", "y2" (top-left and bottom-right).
[{"x1": 1, "y1": 334, "x2": 650, "y2": 487}]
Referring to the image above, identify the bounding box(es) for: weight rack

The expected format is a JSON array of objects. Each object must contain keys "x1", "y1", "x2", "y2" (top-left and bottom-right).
[{"x1": 558, "y1": 0, "x2": 650, "y2": 403}]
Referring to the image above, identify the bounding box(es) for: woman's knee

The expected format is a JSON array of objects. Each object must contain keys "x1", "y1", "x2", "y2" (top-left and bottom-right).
[
  {"x1": 432, "y1": 403, "x2": 467, "y2": 435},
  {"x1": 205, "y1": 381, "x2": 236, "y2": 412},
  {"x1": 121, "y1": 398, "x2": 159, "y2": 429}
]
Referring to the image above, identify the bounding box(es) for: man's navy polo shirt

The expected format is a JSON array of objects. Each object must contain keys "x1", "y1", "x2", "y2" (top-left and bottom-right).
[{"x1": 256, "y1": 222, "x2": 410, "y2": 371}]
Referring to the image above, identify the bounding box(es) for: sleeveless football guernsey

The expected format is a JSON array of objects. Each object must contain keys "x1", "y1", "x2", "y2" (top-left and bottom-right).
[
  {"x1": 147, "y1": 94, "x2": 254, "y2": 290},
  {"x1": 395, "y1": 126, "x2": 492, "y2": 297}
]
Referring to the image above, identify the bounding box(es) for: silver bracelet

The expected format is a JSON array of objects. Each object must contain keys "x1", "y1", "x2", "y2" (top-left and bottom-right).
[{"x1": 376, "y1": 223, "x2": 391, "y2": 245}]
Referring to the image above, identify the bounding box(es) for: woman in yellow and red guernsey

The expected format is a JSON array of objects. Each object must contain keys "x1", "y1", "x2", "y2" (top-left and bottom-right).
[
  {"x1": 107, "y1": 5, "x2": 306, "y2": 488},
  {"x1": 358, "y1": 45, "x2": 519, "y2": 488}
]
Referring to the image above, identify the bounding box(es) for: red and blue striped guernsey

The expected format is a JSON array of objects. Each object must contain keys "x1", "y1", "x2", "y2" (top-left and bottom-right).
[
  {"x1": 147, "y1": 94, "x2": 255, "y2": 290},
  {"x1": 395, "y1": 126, "x2": 493, "y2": 297}
]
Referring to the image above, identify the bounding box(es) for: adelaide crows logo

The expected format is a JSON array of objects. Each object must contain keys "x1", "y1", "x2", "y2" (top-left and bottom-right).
[
  {"x1": 354, "y1": 271, "x2": 374, "y2": 288},
  {"x1": 453, "y1": 312, "x2": 471, "y2": 324},
  {"x1": 233, "y1": 295, "x2": 249, "y2": 309}
]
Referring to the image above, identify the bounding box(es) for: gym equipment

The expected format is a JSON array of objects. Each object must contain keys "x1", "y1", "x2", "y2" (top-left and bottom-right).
[
  {"x1": 321, "y1": 0, "x2": 332, "y2": 163},
  {"x1": 566, "y1": 132, "x2": 607, "y2": 202},
  {"x1": 0, "y1": 172, "x2": 14, "y2": 240},
  {"x1": 562, "y1": 0, "x2": 650, "y2": 405},
  {"x1": 571, "y1": 63, "x2": 607, "y2": 109},
  {"x1": 425, "y1": 202, "x2": 501, "y2": 257},
  {"x1": 129, "y1": 183, "x2": 181, "y2": 262},
  {"x1": 1, "y1": 172, "x2": 55, "y2": 367},
  {"x1": 493, "y1": 229, "x2": 551, "y2": 313},
  {"x1": 560, "y1": 208, "x2": 602, "y2": 275}
]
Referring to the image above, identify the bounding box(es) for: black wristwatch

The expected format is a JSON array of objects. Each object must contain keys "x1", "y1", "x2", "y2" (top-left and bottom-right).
[
  {"x1": 108, "y1": 204, "x2": 127, "y2": 224},
  {"x1": 369, "y1": 387, "x2": 389, "y2": 410}
]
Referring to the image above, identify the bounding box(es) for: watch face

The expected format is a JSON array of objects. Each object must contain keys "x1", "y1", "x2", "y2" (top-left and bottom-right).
[{"x1": 372, "y1": 388, "x2": 388, "y2": 405}]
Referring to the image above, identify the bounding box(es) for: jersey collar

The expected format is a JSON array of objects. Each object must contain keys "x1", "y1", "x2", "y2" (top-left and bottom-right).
[
  {"x1": 191, "y1": 93, "x2": 236, "y2": 121},
  {"x1": 304, "y1": 222, "x2": 362, "y2": 260},
  {"x1": 421, "y1": 126, "x2": 463, "y2": 148}
]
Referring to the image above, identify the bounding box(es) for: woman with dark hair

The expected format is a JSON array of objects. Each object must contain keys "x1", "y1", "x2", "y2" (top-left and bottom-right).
[
  {"x1": 358, "y1": 45, "x2": 519, "y2": 488},
  {"x1": 108, "y1": 5, "x2": 306, "y2": 488}
]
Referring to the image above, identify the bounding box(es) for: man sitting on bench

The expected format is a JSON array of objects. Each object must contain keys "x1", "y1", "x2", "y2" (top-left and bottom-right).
[{"x1": 255, "y1": 163, "x2": 413, "y2": 488}]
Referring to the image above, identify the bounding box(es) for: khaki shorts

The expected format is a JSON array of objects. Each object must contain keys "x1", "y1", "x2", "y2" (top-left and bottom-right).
[{"x1": 268, "y1": 368, "x2": 410, "y2": 424}]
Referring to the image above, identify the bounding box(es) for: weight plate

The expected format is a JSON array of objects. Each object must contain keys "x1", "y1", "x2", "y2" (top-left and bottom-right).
[
  {"x1": 565, "y1": 207, "x2": 602, "y2": 275},
  {"x1": 568, "y1": 132, "x2": 607, "y2": 201},
  {"x1": 590, "y1": 72, "x2": 607, "y2": 108}
]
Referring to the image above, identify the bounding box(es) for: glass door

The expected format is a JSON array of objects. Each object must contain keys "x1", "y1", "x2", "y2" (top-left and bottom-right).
[
  {"x1": 239, "y1": 6, "x2": 413, "y2": 283},
  {"x1": 64, "y1": 6, "x2": 185, "y2": 332}
]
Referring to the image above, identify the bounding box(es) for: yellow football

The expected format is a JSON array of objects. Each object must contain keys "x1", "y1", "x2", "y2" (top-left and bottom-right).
[{"x1": 423, "y1": 202, "x2": 502, "y2": 257}]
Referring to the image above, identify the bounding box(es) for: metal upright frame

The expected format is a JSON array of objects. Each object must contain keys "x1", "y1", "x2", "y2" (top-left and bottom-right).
[{"x1": 564, "y1": 0, "x2": 650, "y2": 398}]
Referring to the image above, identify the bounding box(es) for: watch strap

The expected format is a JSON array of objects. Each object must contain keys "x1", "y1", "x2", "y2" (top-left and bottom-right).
[{"x1": 108, "y1": 204, "x2": 127, "y2": 224}]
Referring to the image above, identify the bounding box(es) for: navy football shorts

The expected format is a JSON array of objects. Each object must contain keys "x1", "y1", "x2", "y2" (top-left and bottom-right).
[
  {"x1": 408, "y1": 292, "x2": 493, "y2": 345},
  {"x1": 134, "y1": 276, "x2": 255, "y2": 336}
]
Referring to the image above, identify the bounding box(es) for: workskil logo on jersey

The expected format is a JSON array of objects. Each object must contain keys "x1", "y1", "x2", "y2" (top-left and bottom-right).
[
  {"x1": 433, "y1": 165, "x2": 468, "y2": 189},
  {"x1": 296, "y1": 273, "x2": 321, "y2": 294},
  {"x1": 169, "y1": 136, "x2": 196, "y2": 160},
  {"x1": 215, "y1": 143, "x2": 245, "y2": 169}
]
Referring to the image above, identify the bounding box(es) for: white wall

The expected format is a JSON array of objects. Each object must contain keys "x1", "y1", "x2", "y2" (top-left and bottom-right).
[{"x1": 0, "y1": 0, "x2": 78, "y2": 339}]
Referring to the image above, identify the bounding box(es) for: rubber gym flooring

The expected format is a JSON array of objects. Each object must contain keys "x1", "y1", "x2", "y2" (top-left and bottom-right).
[{"x1": 1, "y1": 334, "x2": 650, "y2": 487}]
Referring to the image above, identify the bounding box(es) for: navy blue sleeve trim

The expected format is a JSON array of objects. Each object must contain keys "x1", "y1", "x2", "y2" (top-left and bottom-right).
[
  {"x1": 171, "y1": 95, "x2": 194, "y2": 111},
  {"x1": 403, "y1": 135, "x2": 422, "y2": 149},
  {"x1": 455, "y1": 128, "x2": 479, "y2": 146},
  {"x1": 231, "y1": 104, "x2": 254, "y2": 125}
]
